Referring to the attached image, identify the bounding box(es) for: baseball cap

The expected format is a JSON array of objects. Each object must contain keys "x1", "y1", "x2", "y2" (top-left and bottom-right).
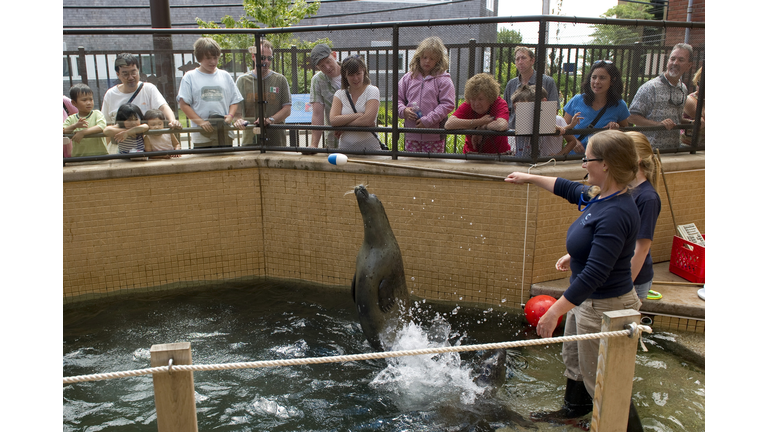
[{"x1": 310, "y1": 44, "x2": 333, "y2": 68}]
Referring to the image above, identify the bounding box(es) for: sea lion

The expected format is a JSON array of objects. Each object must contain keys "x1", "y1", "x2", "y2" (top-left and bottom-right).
[{"x1": 352, "y1": 185, "x2": 411, "y2": 352}]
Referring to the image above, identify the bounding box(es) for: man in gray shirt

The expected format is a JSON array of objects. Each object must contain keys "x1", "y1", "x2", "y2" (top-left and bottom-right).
[
  {"x1": 308, "y1": 44, "x2": 343, "y2": 149},
  {"x1": 628, "y1": 43, "x2": 694, "y2": 149},
  {"x1": 503, "y1": 46, "x2": 559, "y2": 130}
]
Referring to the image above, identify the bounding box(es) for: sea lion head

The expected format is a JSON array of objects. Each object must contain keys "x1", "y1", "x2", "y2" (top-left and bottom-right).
[{"x1": 354, "y1": 185, "x2": 389, "y2": 227}]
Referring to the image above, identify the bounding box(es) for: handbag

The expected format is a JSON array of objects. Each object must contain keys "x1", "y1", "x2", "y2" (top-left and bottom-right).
[
  {"x1": 345, "y1": 89, "x2": 388, "y2": 150},
  {"x1": 576, "y1": 104, "x2": 609, "y2": 142}
]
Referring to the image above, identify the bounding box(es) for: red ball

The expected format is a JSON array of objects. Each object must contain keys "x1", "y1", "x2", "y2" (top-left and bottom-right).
[{"x1": 524, "y1": 295, "x2": 562, "y2": 327}]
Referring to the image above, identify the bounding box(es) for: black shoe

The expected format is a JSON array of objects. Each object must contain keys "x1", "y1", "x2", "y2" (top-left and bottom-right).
[
  {"x1": 627, "y1": 400, "x2": 643, "y2": 432},
  {"x1": 531, "y1": 379, "x2": 593, "y2": 422}
]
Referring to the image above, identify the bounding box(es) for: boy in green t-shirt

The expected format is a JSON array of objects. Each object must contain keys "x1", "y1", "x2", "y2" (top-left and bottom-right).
[{"x1": 63, "y1": 84, "x2": 108, "y2": 157}]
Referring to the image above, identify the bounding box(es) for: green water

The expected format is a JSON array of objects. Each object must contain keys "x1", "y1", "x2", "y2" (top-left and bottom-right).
[{"x1": 63, "y1": 281, "x2": 704, "y2": 431}]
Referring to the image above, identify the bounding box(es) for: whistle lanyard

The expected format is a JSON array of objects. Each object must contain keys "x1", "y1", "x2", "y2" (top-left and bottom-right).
[{"x1": 578, "y1": 189, "x2": 622, "y2": 212}]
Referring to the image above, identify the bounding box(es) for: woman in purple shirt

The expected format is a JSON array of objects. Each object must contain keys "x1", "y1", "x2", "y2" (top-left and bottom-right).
[{"x1": 505, "y1": 130, "x2": 644, "y2": 431}]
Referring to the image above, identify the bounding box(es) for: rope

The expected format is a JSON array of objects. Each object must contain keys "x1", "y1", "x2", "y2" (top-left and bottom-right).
[
  {"x1": 520, "y1": 158, "x2": 558, "y2": 307},
  {"x1": 63, "y1": 323, "x2": 652, "y2": 385}
]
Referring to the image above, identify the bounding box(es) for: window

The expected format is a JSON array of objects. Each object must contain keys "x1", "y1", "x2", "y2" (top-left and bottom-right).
[{"x1": 140, "y1": 55, "x2": 155, "y2": 75}]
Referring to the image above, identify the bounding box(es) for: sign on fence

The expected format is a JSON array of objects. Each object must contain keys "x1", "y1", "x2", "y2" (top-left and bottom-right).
[{"x1": 286, "y1": 94, "x2": 312, "y2": 124}]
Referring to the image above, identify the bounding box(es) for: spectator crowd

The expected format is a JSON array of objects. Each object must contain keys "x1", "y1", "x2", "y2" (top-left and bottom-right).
[{"x1": 64, "y1": 38, "x2": 700, "y2": 159}]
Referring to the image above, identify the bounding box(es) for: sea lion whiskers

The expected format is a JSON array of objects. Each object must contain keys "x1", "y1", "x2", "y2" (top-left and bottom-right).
[{"x1": 345, "y1": 184, "x2": 369, "y2": 196}]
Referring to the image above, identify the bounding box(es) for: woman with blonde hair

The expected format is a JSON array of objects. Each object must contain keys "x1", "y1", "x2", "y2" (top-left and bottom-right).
[
  {"x1": 626, "y1": 131, "x2": 662, "y2": 301},
  {"x1": 505, "y1": 130, "x2": 643, "y2": 430},
  {"x1": 397, "y1": 37, "x2": 456, "y2": 153},
  {"x1": 681, "y1": 67, "x2": 704, "y2": 146}
]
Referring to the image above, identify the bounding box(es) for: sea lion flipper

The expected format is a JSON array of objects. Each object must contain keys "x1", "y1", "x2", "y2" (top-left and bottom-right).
[{"x1": 378, "y1": 277, "x2": 396, "y2": 313}]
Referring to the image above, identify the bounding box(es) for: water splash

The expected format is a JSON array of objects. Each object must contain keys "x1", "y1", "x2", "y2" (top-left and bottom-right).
[{"x1": 369, "y1": 312, "x2": 486, "y2": 411}]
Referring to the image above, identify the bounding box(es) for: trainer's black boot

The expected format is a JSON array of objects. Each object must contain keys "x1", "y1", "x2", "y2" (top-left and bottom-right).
[
  {"x1": 627, "y1": 400, "x2": 644, "y2": 432},
  {"x1": 531, "y1": 378, "x2": 593, "y2": 423}
]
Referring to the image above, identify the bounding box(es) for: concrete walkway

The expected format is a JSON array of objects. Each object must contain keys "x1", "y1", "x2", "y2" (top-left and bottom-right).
[{"x1": 530, "y1": 262, "x2": 705, "y2": 368}]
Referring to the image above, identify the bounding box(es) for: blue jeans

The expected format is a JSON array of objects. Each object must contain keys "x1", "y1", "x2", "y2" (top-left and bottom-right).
[{"x1": 634, "y1": 281, "x2": 652, "y2": 299}]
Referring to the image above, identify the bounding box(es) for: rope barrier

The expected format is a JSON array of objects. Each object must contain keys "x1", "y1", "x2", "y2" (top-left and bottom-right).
[{"x1": 63, "y1": 323, "x2": 652, "y2": 385}]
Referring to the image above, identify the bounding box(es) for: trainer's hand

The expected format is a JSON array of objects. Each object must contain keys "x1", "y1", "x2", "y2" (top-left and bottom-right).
[{"x1": 556, "y1": 254, "x2": 571, "y2": 272}]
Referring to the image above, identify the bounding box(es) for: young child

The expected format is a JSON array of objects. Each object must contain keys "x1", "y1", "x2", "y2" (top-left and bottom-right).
[
  {"x1": 397, "y1": 36, "x2": 455, "y2": 153},
  {"x1": 509, "y1": 85, "x2": 580, "y2": 157},
  {"x1": 143, "y1": 109, "x2": 182, "y2": 158},
  {"x1": 444, "y1": 74, "x2": 509, "y2": 154},
  {"x1": 177, "y1": 37, "x2": 245, "y2": 148},
  {"x1": 104, "y1": 104, "x2": 149, "y2": 156},
  {"x1": 63, "y1": 84, "x2": 108, "y2": 157}
]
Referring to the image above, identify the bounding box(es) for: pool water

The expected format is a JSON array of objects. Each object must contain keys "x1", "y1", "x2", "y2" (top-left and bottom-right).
[{"x1": 63, "y1": 281, "x2": 704, "y2": 431}]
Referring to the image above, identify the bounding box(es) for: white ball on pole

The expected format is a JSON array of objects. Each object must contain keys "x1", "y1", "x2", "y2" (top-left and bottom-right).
[{"x1": 328, "y1": 153, "x2": 348, "y2": 166}]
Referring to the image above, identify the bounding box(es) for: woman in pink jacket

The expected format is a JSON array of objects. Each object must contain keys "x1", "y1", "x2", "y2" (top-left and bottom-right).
[{"x1": 397, "y1": 37, "x2": 456, "y2": 153}]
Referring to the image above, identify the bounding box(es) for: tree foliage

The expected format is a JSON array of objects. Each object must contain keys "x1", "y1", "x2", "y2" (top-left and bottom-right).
[
  {"x1": 496, "y1": 27, "x2": 523, "y2": 64},
  {"x1": 196, "y1": 0, "x2": 321, "y2": 70},
  {"x1": 590, "y1": 1, "x2": 654, "y2": 46}
]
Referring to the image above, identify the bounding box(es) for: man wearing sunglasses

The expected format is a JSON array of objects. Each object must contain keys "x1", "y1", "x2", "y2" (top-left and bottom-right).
[
  {"x1": 236, "y1": 40, "x2": 292, "y2": 146},
  {"x1": 628, "y1": 43, "x2": 693, "y2": 149}
]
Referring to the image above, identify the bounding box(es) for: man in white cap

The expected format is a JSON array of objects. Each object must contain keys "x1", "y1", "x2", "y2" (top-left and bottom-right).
[{"x1": 309, "y1": 44, "x2": 342, "y2": 149}]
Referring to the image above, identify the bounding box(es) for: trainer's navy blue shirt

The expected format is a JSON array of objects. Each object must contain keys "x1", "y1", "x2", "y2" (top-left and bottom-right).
[
  {"x1": 631, "y1": 180, "x2": 661, "y2": 285},
  {"x1": 554, "y1": 178, "x2": 640, "y2": 306}
]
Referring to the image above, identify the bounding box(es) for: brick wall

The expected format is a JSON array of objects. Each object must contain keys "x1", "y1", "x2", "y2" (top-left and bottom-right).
[
  {"x1": 664, "y1": 0, "x2": 705, "y2": 48},
  {"x1": 63, "y1": 153, "x2": 705, "y2": 308}
]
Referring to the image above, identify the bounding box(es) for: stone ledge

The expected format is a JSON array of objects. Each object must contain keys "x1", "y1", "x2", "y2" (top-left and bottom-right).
[{"x1": 64, "y1": 151, "x2": 705, "y2": 183}]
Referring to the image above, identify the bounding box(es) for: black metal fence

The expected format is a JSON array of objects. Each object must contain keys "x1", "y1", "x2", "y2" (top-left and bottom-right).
[{"x1": 63, "y1": 15, "x2": 704, "y2": 164}]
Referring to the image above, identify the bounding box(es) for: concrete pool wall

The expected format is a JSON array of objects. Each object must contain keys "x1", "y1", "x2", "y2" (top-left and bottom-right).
[{"x1": 63, "y1": 152, "x2": 705, "y2": 311}]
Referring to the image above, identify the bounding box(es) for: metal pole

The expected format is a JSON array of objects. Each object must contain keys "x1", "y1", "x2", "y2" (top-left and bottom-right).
[
  {"x1": 149, "y1": 0, "x2": 176, "y2": 115},
  {"x1": 684, "y1": 0, "x2": 694, "y2": 44},
  {"x1": 392, "y1": 24, "x2": 400, "y2": 159},
  {"x1": 531, "y1": 19, "x2": 548, "y2": 161}
]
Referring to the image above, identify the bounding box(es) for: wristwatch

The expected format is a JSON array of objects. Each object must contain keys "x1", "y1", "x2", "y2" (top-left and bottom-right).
[{"x1": 268, "y1": 117, "x2": 275, "y2": 123}]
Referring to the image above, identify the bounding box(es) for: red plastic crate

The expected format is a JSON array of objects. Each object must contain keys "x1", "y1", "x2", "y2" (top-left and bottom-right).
[{"x1": 669, "y1": 235, "x2": 705, "y2": 283}]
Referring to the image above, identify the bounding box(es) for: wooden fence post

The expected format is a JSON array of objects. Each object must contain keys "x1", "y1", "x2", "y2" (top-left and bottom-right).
[
  {"x1": 150, "y1": 342, "x2": 198, "y2": 432},
  {"x1": 590, "y1": 310, "x2": 641, "y2": 432}
]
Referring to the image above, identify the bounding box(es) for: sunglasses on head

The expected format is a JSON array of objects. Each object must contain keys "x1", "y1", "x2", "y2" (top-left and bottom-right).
[{"x1": 592, "y1": 60, "x2": 613, "y2": 66}]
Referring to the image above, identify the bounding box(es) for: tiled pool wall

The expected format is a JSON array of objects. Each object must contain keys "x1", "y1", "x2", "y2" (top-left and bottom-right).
[{"x1": 63, "y1": 153, "x2": 705, "y2": 315}]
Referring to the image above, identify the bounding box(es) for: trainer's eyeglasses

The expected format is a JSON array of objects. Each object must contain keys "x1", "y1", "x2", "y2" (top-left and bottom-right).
[{"x1": 582, "y1": 157, "x2": 603, "y2": 163}]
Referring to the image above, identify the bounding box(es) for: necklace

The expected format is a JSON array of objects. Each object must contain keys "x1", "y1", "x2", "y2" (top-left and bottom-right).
[{"x1": 578, "y1": 189, "x2": 623, "y2": 212}]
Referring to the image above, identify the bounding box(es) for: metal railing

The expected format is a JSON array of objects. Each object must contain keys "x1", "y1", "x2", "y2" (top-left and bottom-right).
[{"x1": 63, "y1": 14, "x2": 704, "y2": 165}]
